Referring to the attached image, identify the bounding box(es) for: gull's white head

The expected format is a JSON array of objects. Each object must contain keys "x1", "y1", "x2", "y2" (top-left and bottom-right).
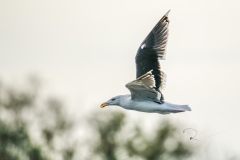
[{"x1": 100, "y1": 95, "x2": 122, "y2": 108}]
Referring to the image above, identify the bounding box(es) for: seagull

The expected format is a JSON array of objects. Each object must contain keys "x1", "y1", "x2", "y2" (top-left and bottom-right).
[{"x1": 100, "y1": 10, "x2": 191, "y2": 114}]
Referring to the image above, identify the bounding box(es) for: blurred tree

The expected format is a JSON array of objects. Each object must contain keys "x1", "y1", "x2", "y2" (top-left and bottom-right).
[
  {"x1": 0, "y1": 78, "x2": 238, "y2": 160},
  {"x1": 89, "y1": 112, "x2": 126, "y2": 160},
  {"x1": 0, "y1": 77, "x2": 75, "y2": 160},
  {"x1": 88, "y1": 111, "x2": 194, "y2": 160},
  {"x1": 125, "y1": 120, "x2": 192, "y2": 160},
  {"x1": 0, "y1": 120, "x2": 47, "y2": 160}
]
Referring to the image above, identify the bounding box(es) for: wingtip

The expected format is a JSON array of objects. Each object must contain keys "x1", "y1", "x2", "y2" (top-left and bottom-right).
[
  {"x1": 159, "y1": 10, "x2": 170, "y2": 22},
  {"x1": 165, "y1": 10, "x2": 171, "y2": 17}
]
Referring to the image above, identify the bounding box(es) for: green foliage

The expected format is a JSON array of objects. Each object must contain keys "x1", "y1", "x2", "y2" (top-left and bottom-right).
[
  {"x1": 90, "y1": 112, "x2": 126, "y2": 160},
  {"x1": 0, "y1": 120, "x2": 48, "y2": 160},
  {"x1": 88, "y1": 112, "x2": 194, "y2": 160},
  {"x1": 125, "y1": 120, "x2": 192, "y2": 160},
  {"x1": 0, "y1": 79, "x2": 195, "y2": 160},
  {"x1": 1, "y1": 78, "x2": 237, "y2": 160},
  {"x1": 0, "y1": 78, "x2": 75, "y2": 160}
]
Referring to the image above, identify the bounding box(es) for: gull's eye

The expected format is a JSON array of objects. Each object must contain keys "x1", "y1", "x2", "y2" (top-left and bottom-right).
[{"x1": 112, "y1": 98, "x2": 115, "y2": 101}]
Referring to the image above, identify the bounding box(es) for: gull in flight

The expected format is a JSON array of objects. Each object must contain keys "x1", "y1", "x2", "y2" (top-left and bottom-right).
[{"x1": 100, "y1": 11, "x2": 191, "y2": 114}]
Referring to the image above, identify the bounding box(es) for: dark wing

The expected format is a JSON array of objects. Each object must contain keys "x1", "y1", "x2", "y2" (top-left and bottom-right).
[
  {"x1": 125, "y1": 71, "x2": 162, "y2": 103},
  {"x1": 135, "y1": 10, "x2": 170, "y2": 101}
]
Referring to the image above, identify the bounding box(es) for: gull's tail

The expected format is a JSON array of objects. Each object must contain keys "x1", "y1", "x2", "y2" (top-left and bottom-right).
[
  {"x1": 163, "y1": 101, "x2": 191, "y2": 113},
  {"x1": 177, "y1": 105, "x2": 191, "y2": 111}
]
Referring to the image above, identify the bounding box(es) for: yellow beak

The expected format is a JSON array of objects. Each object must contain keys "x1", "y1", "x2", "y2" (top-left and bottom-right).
[{"x1": 100, "y1": 103, "x2": 109, "y2": 108}]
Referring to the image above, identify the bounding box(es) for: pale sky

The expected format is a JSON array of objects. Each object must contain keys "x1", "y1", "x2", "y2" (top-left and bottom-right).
[{"x1": 1, "y1": 0, "x2": 240, "y2": 158}]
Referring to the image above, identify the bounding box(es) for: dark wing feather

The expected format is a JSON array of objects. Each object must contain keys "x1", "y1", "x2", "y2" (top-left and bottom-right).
[{"x1": 135, "y1": 10, "x2": 170, "y2": 102}]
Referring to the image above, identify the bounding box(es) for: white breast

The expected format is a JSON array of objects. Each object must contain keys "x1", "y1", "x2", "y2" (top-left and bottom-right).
[{"x1": 120, "y1": 97, "x2": 160, "y2": 112}]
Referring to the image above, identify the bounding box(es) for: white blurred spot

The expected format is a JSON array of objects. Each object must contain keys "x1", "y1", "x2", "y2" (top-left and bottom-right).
[{"x1": 141, "y1": 43, "x2": 146, "y2": 49}]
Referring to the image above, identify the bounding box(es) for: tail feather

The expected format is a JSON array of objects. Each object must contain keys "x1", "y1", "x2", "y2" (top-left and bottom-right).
[
  {"x1": 163, "y1": 102, "x2": 191, "y2": 113},
  {"x1": 177, "y1": 105, "x2": 191, "y2": 111}
]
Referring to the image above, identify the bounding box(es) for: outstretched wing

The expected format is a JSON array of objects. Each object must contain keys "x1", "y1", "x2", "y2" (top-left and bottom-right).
[
  {"x1": 125, "y1": 71, "x2": 162, "y2": 103},
  {"x1": 135, "y1": 10, "x2": 170, "y2": 96}
]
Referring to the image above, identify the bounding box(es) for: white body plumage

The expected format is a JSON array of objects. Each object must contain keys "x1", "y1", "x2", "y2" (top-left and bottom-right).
[{"x1": 119, "y1": 95, "x2": 191, "y2": 115}]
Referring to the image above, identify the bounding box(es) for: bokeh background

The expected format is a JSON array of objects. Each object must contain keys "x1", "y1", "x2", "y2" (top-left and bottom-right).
[{"x1": 1, "y1": 0, "x2": 240, "y2": 159}]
